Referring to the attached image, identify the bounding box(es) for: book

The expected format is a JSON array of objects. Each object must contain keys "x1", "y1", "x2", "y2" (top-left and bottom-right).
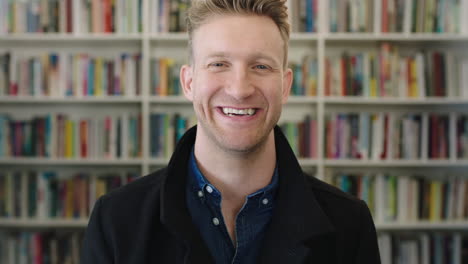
[
  {"x1": 0, "y1": 113, "x2": 142, "y2": 160},
  {"x1": 325, "y1": 43, "x2": 468, "y2": 98},
  {"x1": 150, "y1": 112, "x2": 196, "y2": 158},
  {"x1": 2, "y1": 51, "x2": 141, "y2": 98},
  {"x1": 329, "y1": 0, "x2": 373, "y2": 32},
  {"x1": 0, "y1": 230, "x2": 83, "y2": 263},
  {"x1": 279, "y1": 115, "x2": 318, "y2": 158},
  {"x1": 329, "y1": 172, "x2": 468, "y2": 223}
]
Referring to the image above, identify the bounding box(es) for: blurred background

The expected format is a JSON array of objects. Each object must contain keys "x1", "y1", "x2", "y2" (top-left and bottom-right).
[{"x1": 1, "y1": 0, "x2": 468, "y2": 263}]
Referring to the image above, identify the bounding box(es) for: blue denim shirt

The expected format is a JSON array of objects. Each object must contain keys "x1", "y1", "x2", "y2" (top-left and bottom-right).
[{"x1": 186, "y1": 149, "x2": 279, "y2": 264}]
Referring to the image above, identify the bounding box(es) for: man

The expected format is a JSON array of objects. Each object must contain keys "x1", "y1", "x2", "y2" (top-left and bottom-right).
[{"x1": 81, "y1": 0, "x2": 381, "y2": 263}]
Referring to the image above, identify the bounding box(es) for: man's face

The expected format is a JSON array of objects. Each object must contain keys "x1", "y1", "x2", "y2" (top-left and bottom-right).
[{"x1": 181, "y1": 14, "x2": 292, "y2": 154}]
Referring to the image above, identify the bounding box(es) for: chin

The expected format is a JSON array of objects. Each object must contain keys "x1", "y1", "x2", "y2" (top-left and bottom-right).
[{"x1": 217, "y1": 134, "x2": 269, "y2": 155}]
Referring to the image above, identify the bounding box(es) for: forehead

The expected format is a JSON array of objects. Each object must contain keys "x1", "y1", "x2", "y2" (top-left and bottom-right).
[{"x1": 191, "y1": 14, "x2": 285, "y2": 62}]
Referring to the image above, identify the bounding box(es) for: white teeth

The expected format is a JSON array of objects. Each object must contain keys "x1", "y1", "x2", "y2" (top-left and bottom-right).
[{"x1": 221, "y1": 107, "x2": 256, "y2": 116}]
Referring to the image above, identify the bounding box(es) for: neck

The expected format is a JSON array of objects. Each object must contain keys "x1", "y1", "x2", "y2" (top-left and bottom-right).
[{"x1": 193, "y1": 129, "x2": 276, "y2": 202}]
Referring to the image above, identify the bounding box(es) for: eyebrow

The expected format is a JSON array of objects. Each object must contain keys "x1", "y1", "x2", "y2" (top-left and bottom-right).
[{"x1": 204, "y1": 52, "x2": 280, "y2": 66}]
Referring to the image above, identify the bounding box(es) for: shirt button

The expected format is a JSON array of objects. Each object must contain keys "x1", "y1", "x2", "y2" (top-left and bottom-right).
[
  {"x1": 197, "y1": 190, "x2": 204, "y2": 198},
  {"x1": 206, "y1": 185, "x2": 213, "y2": 193},
  {"x1": 262, "y1": 198, "x2": 269, "y2": 205},
  {"x1": 212, "y1": 217, "x2": 220, "y2": 226}
]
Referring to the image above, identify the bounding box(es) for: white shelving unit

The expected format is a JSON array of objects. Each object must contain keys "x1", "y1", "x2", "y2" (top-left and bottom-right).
[{"x1": 1, "y1": 0, "x2": 468, "y2": 232}]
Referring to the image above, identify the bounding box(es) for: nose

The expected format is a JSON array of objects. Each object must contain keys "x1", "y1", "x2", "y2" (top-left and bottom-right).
[{"x1": 225, "y1": 66, "x2": 255, "y2": 100}]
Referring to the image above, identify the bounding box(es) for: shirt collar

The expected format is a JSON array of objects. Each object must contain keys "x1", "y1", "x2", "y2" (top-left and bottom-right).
[{"x1": 188, "y1": 147, "x2": 279, "y2": 200}]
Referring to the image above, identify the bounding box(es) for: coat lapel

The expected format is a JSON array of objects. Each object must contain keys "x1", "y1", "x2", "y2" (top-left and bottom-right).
[
  {"x1": 258, "y1": 127, "x2": 337, "y2": 264},
  {"x1": 159, "y1": 126, "x2": 214, "y2": 263},
  {"x1": 159, "y1": 126, "x2": 337, "y2": 263}
]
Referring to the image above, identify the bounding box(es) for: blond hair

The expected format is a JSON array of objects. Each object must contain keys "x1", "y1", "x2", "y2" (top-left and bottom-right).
[{"x1": 186, "y1": 0, "x2": 290, "y2": 68}]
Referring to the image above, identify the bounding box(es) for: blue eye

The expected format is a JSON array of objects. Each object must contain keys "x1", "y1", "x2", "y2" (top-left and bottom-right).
[{"x1": 255, "y1": 65, "x2": 268, "y2": 70}]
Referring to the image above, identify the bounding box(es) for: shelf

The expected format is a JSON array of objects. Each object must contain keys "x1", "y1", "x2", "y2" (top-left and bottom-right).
[
  {"x1": 0, "y1": 158, "x2": 143, "y2": 166},
  {"x1": 149, "y1": 158, "x2": 170, "y2": 166},
  {"x1": 287, "y1": 96, "x2": 318, "y2": 104},
  {"x1": 0, "y1": 33, "x2": 142, "y2": 42},
  {"x1": 0, "y1": 218, "x2": 88, "y2": 228},
  {"x1": 0, "y1": 96, "x2": 142, "y2": 104},
  {"x1": 325, "y1": 33, "x2": 468, "y2": 42},
  {"x1": 324, "y1": 97, "x2": 468, "y2": 105},
  {"x1": 149, "y1": 33, "x2": 187, "y2": 42},
  {"x1": 149, "y1": 96, "x2": 189, "y2": 104},
  {"x1": 324, "y1": 159, "x2": 468, "y2": 167},
  {"x1": 290, "y1": 33, "x2": 319, "y2": 41},
  {"x1": 376, "y1": 221, "x2": 468, "y2": 231},
  {"x1": 297, "y1": 159, "x2": 319, "y2": 167}
]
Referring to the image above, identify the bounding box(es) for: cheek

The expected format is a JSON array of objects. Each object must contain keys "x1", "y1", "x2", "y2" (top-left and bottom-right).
[{"x1": 193, "y1": 75, "x2": 223, "y2": 100}]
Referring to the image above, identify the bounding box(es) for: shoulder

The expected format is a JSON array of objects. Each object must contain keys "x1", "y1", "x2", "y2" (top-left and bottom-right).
[{"x1": 97, "y1": 168, "x2": 168, "y2": 216}]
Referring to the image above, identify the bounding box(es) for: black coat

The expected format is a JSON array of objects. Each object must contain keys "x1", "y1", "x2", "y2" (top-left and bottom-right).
[{"x1": 81, "y1": 126, "x2": 381, "y2": 264}]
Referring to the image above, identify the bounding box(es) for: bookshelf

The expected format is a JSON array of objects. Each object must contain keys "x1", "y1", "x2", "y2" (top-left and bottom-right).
[{"x1": 1, "y1": 0, "x2": 468, "y2": 262}]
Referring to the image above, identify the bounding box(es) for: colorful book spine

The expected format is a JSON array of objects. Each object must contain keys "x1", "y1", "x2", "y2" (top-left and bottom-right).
[
  {"x1": 279, "y1": 115, "x2": 318, "y2": 158},
  {"x1": 1, "y1": 52, "x2": 141, "y2": 97},
  {"x1": 289, "y1": 55, "x2": 318, "y2": 96},
  {"x1": 329, "y1": 0, "x2": 373, "y2": 32},
  {"x1": 155, "y1": 0, "x2": 190, "y2": 33},
  {"x1": 329, "y1": 172, "x2": 468, "y2": 223},
  {"x1": 325, "y1": 43, "x2": 468, "y2": 98},
  {"x1": 150, "y1": 58, "x2": 183, "y2": 96},
  {"x1": 150, "y1": 113, "x2": 196, "y2": 158},
  {"x1": 0, "y1": 170, "x2": 137, "y2": 220},
  {"x1": 0, "y1": 113, "x2": 142, "y2": 159},
  {"x1": 0, "y1": 231, "x2": 83, "y2": 263},
  {"x1": 325, "y1": 112, "x2": 454, "y2": 161}
]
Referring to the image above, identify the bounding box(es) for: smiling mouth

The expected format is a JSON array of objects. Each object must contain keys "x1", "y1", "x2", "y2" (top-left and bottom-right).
[{"x1": 220, "y1": 107, "x2": 258, "y2": 116}]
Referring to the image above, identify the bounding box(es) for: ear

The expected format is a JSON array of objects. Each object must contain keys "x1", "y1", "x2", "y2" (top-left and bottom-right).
[
  {"x1": 180, "y1": 64, "x2": 194, "y2": 101},
  {"x1": 281, "y1": 68, "x2": 293, "y2": 104}
]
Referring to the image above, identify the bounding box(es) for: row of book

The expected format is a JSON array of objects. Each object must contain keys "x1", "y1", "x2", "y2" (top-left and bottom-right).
[
  {"x1": 0, "y1": 0, "x2": 73, "y2": 34},
  {"x1": 2, "y1": 111, "x2": 466, "y2": 161},
  {"x1": 379, "y1": 0, "x2": 464, "y2": 33},
  {"x1": 150, "y1": 58, "x2": 183, "y2": 96},
  {"x1": 378, "y1": 233, "x2": 467, "y2": 264},
  {"x1": 325, "y1": 44, "x2": 468, "y2": 98},
  {"x1": 325, "y1": 112, "x2": 468, "y2": 160},
  {"x1": 0, "y1": 231, "x2": 82, "y2": 264},
  {"x1": 76, "y1": 0, "x2": 142, "y2": 34},
  {"x1": 458, "y1": 116, "x2": 468, "y2": 159},
  {"x1": 0, "y1": 170, "x2": 137, "y2": 219},
  {"x1": 290, "y1": 55, "x2": 318, "y2": 96},
  {"x1": 328, "y1": 0, "x2": 468, "y2": 33},
  {"x1": 0, "y1": 113, "x2": 142, "y2": 159},
  {"x1": 152, "y1": 0, "x2": 189, "y2": 33},
  {"x1": 150, "y1": 113, "x2": 196, "y2": 158},
  {"x1": 0, "y1": 0, "x2": 142, "y2": 34},
  {"x1": 1, "y1": 230, "x2": 466, "y2": 264},
  {"x1": 328, "y1": 172, "x2": 468, "y2": 223},
  {"x1": 279, "y1": 115, "x2": 317, "y2": 158},
  {"x1": 0, "y1": 52, "x2": 142, "y2": 97},
  {"x1": 287, "y1": 0, "x2": 318, "y2": 33},
  {"x1": 410, "y1": 0, "x2": 467, "y2": 34},
  {"x1": 329, "y1": 0, "x2": 374, "y2": 33}
]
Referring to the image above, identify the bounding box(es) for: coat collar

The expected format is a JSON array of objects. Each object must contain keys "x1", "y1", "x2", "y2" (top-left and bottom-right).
[
  {"x1": 160, "y1": 126, "x2": 336, "y2": 263},
  {"x1": 258, "y1": 126, "x2": 336, "y2": 263}
]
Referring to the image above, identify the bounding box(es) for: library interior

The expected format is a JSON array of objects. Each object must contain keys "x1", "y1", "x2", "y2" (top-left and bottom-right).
[{"x1": 1, "y1": 0, "x2": 468, "y2": 263}]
